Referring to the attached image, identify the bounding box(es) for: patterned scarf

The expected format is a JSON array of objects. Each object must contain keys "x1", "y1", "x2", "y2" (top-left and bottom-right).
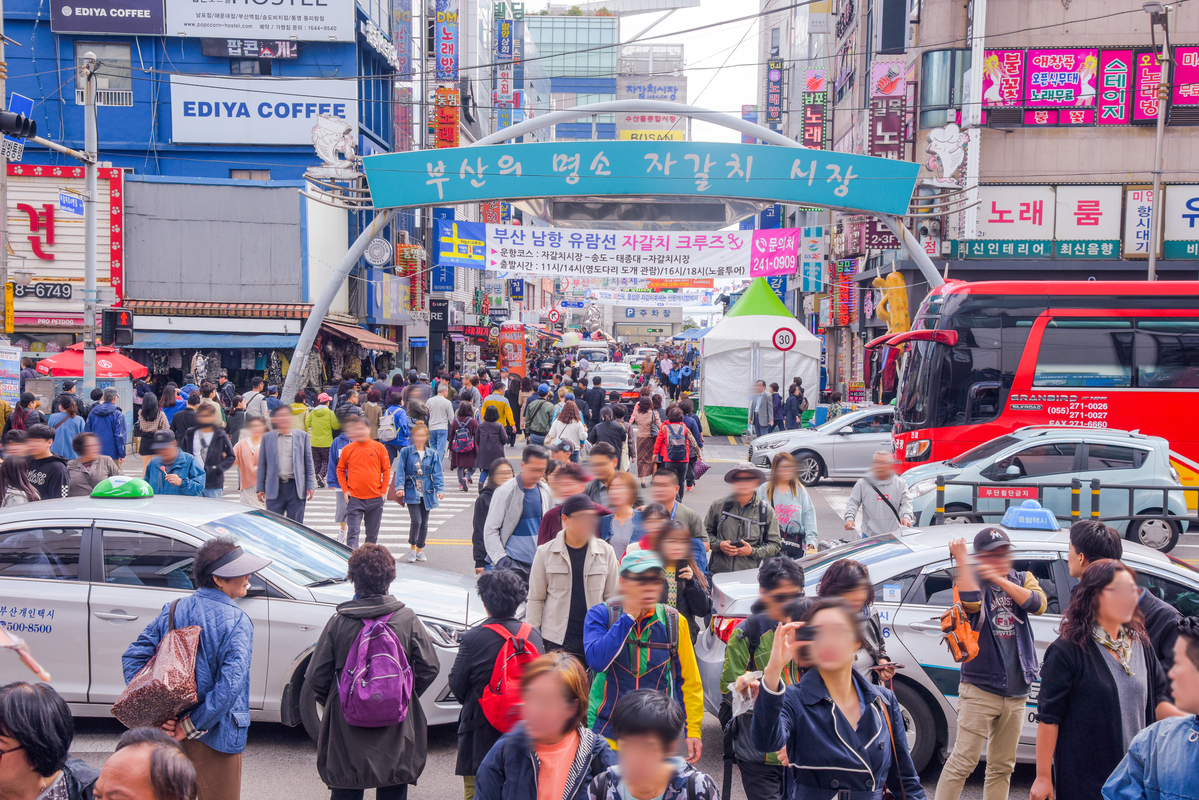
[
  {"x1": 665, "y1": 565, "x2": 678, "y2": 607},
  {"x1": 1093, "y1": 624, "x2": 1135, "y2": 675}
]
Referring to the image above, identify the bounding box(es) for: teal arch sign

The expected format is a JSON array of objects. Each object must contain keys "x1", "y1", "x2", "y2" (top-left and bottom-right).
[{"x1": 362, "y1": 140, "x2": 919, "y2": 217}]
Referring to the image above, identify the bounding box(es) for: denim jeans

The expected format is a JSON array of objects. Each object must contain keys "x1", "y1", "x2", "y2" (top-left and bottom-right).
[
  {"x1": 429, "y1": 428, "x2": 448, "y2": 460},
  {"x1": 478, "y1": 469, "x2": 489, "y2": 488},
  {"x1": 202, "y1": 488, "x2": 223, "y2": 499}
]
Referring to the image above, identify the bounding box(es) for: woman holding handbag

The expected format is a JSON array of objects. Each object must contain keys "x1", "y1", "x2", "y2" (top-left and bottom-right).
[
  {"x1": 392, "y1": 423, "x2": 444, "y2": 564},
  {"x1": 631, "y1": 397, "x2": 660, "y2": 481},
  {"x1": 122, "y1": 538, "x2": 272, "y2": 800},
  {"x1": 751, "y1": 598, "x2": 926, "y2": 800}
]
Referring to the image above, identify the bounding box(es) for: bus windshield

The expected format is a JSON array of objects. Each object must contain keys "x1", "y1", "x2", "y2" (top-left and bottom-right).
[{"x1": 895, "y1": 340, "x2": 939, "y2": 428}]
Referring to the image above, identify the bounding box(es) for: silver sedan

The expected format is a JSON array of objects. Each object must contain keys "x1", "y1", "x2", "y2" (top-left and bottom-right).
[
  {"x1": 748, "y1": 406, "x2": 896, "y2": 485},
  {"x1": 0, "y1": 496, "x2": 483, "y2": 739}
]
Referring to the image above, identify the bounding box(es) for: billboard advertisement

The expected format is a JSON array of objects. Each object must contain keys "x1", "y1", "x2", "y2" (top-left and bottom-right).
[
  {"x1": 1024, "y1": 48, "x2": 1098, "y2": 107},
  {"x1": 981, "y1": 49, "x2": 1024, "y2": 107},
  {"x1": 163, "y1": 0, "x2": 354, "y2": 40},
  {"x1": 169, "y1": 76, "x2": 357, "y2": 144}
]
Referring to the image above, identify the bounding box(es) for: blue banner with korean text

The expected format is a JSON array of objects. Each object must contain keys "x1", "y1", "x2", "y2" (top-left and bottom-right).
[{"x1": 436, "y1": 219, "x2": 487, "y2": 268}]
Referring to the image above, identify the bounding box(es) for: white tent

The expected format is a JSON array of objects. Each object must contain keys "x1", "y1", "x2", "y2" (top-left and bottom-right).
[{"x1": 700, "y1": 278, "x2": 821, "y2": 436}]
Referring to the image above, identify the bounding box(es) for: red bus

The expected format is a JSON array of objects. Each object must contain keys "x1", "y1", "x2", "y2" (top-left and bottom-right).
[{"x1": 884, "y1": 281, "x2": 1199, "y2": 492}]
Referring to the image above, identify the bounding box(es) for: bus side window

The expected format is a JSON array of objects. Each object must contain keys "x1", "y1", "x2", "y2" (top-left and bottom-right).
[
  {"x1": 1135, "y1": 320, "x2": 1199, "y2": 389},
  {"x1": 1034, "y1": 320, "x2": 1133, "y2": 388}
]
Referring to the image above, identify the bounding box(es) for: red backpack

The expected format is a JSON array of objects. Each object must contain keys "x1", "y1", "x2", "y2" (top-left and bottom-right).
[{"x1": 479, "y1": 623, "x2": 540, "y2": 733}]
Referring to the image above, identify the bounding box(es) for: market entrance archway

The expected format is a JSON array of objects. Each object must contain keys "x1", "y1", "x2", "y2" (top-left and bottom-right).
[{"x1": 282, "y1": 101, "x2": 942, "y2": 400}]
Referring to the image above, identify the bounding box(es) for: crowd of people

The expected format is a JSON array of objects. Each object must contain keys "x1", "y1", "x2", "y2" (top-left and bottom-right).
[{"x1": 4, "y1": 347, "x2": 1199, "y2": 800}]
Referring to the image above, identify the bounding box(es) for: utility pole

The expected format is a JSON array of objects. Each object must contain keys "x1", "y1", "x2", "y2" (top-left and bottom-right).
[
  {"x1": 1145, "y1": 1, "x2": 1171, "y2": 282},
  {"x1": 0, "y1": 0, "x2": 9, "y2": 341},
  {"x1": 82, "y1": 52, "x2": 98, "y2": 394}
]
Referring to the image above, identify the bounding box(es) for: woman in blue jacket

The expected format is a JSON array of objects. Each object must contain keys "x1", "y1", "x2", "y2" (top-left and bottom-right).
[
  {"x1": 392, "y1": 422, "x2": 444, "y2": 564},
  {"x1": 123, "y1": 538, "x2": 272, "y2": 800},
  {"x1": 476, "y1": 652, "x2": 615, "y2": 800},
  {"x1": 751, "y1": 598, "x2": 926, "y2": 800}
]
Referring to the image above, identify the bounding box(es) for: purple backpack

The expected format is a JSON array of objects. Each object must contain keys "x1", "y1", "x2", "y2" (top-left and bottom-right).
[{"x1": 336, "y1": 613, "x2": 414, "y2": 728}]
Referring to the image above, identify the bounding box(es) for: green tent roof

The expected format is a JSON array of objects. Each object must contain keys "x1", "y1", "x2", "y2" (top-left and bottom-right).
[{"x1": 725, "y1": 277, "x2": 795, "y2": 318}]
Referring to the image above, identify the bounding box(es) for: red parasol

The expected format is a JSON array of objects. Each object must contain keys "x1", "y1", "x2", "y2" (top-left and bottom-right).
[{"x1": 34, "y1": 343, "x2": 149, "y2": 379}]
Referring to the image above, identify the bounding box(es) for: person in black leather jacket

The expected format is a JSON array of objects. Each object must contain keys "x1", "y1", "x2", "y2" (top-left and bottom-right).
[
  {"x1": 471, "y1": 459, "x2": 515, "y2": 574},
  {"x1": 817, "y1": 559, "x2": 895, "y2": 684},
  {"x1": 0, "y1": 682, "x2": 99, "y2": 800}
]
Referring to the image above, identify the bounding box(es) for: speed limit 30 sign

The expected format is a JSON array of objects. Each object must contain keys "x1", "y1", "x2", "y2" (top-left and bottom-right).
[{"x1": 772, "y1": 327, "x2": 798, "y2": 351}]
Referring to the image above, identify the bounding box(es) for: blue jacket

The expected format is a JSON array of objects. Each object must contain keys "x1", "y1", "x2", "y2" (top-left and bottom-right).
[
  {"x1": 162, "y1": 398, "x2": 187, "y2": 425},
  {"x1": 752, "y1": 668, "x2": 926, "y2": 800},
  {"x1": 144, "y1": 452, "x2": 206, "y2": 496},
  {"x1": 84, "y1": 402, "x2": 126, "y2": 460},
  {"x1": 48, "y1": 412, "x2": 85, "y2": 460},
  {"x1": 392, "y1": 444, "x2": 443, "y2": 508},
  {"x1": 625, "y1": 512, "x2": 709, "y2": 575},
  {"x1": 384, "y1": 405, "x2": 411, "y2": 447},
  {"x1": 326, "y1": 432, "x2": 350, "y2": 489},
  {"x1": 179, "y1": 383, "x2": 200, "y2": 400},
  {"x1": 122, "y1": 588, "x2": 255, "y2": 754},
  {"x1": 1104, "y1": 715, "x2": 1199, "y2": 800},
  {"x1": 475, "y1": 724, "x2": 615, "y2": 800}
]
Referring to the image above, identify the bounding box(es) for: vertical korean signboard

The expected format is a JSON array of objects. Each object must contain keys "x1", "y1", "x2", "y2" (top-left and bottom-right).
[
  {"x1": 1097, "y1": 50, "x2": 1133, "y2": 126},
  {"x1": 436, "y1": 0, "x2": 459, "y2": 83},
  {"x1": 1123, "y1": 186, "x2": 1162, "y2": 258},
  {"x1": 1133, "y1": 50, "x2": 1164, "y2": 123},
  {"x1": 866, "y1": 64, "x2": 904, "y2": 250},
  {"x1": 741, "y1": 104, "x2": 758, "y2": 144},
  {"x1": 802, "y1": 69, "x2": 828, "y2": 150},
  {"x1": 435, "y1": 87, "x2": 460, "y2": 148},
  {"x1": 392, "y1": 0, "x2": 412, "y2": 79},
  {"x1": 801, "y1": 227, "x2": 826, "y2": 291},
  {"x1": 766, "y1": 59, "x2": 784, "y2": 126},
  {"x1": 980, "y1": 50, "x2": 1024, "y2": 106}
]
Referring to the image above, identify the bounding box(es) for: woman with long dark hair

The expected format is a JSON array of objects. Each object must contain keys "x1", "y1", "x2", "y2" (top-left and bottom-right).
[
  {"x1": 631, "y1": 397, "x2": 660, "y2": 480},
  {"x1": 759, "y1": 452, "x2": 818, "y2": 557},
  {"x1": 392, "y1": 422, "x2": 444, "y2": 564},
  {"x1": 1032, "y1": 560, "x2": 1183, "y2": 800},
  {"x1": 817, "y1": 559, "x2": 894, "y2": 683},
  {"x1": 160, "y1": 384, "x2": 186, "y2": 425},
  {"x1": 136, "y1": 392, "x2": 170, "y2": 476},
  {"x1": 0, "y1": 456, "x2": 39, "y2": 505},
  {"x1": 638, "y1": 520, "x2": 711, "y2": 642},
  {"x1": 471, "y1": 458, "x2": 514, "y2": 575},
  {"x1": 48, "y1": 396, "x2": 84, "y2": 461},
  {"x1": 546, "y1": 400, "x2": 586, "y2": 462}
]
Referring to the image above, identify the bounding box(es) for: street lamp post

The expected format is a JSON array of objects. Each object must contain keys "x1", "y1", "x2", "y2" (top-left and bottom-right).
[{"x1": 1145, "y1": 1, "x2": 1171, "y2": 281}]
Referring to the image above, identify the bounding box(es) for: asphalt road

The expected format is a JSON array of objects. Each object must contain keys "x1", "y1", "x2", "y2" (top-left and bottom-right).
[{"x1": 74, "y1": 443, "x2": 1043, "y2": 799}]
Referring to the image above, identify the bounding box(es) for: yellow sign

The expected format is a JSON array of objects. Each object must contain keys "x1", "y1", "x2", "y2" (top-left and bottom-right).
[
  {"x1": 4, "y1": 283, "x2": 12, "y2": 334},
  {"x1": 619, "y1": 130, "x2": 685, "y2": 141}
]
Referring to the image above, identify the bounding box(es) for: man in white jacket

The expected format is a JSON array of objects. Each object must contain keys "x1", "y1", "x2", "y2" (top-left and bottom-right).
[
  {"x1": 844, "y1": 450, "x2": 914, "y2": 537},
  {"x1": 483, "y1": 445, "x2": 553, "y2": 583}
]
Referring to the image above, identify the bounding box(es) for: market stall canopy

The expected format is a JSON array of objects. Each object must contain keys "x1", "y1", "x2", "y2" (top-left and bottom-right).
[
  {"x1": 34, "y1": 344, "x2": 149, "y2": 379},
  {"x1": 320, "y1": 322, "x2": 400, "y2": 352},
  {"x1": 700, "y1": 278, "x2": 820, "y2": 436},
  {"x1": 673, "y1": 327, "x2": 711, "y2": 341}
]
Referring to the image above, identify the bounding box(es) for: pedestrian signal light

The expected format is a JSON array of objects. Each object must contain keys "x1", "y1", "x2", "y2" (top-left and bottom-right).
[{"x1": 100, "y1": 308, "x2": 135, "y2": 346}]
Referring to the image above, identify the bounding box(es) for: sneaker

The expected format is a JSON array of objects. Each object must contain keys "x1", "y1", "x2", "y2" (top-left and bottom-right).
[
  {"x1": 686, "y1": 485, "x2": 694, "y2": 492},
  {"x1": 404, "y1": 550, "x2": 418, "y2": 563},
  {"x1": 460, "y1": 479, "x2": 468, "y2": 492},
  {"x1": 415, "y1": 551, "x2": 428, "y2": 562}
]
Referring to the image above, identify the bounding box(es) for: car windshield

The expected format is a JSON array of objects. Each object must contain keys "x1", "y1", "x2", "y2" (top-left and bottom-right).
[
  {"x1": 946, "y1": 435, "x2": 1021, "y2": 468},
  {"x1": 799, "y1": 535, "x2": 913, "y2": 589},
  {"x1": 200, "y1": 511, "x2": 348, "y2": 586}
]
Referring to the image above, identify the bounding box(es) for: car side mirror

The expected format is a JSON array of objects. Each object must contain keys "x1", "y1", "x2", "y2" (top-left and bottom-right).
[
  {"x1": 245, "y1": 575, "x2": 270, "y2": 598},
  {"x1": 1005, "y1": 464, "x2": 1021, "y2": 477},
  {"x1": 837, "y1": 428, "x2": 852, "y2": 435}
]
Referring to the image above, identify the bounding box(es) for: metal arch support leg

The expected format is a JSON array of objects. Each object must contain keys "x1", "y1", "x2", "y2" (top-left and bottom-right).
[
  {"x1": 281, "y1": 208, "x2": 399, "y2": 404},
  {"x1": 877, "y1": 213, "x2": 945, "y2": 290}
]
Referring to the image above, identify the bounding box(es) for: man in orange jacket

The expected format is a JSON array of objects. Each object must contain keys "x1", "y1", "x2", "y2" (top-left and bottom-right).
[{"x1": 336, "y1": 412, "x2": 392, "y2": 548}]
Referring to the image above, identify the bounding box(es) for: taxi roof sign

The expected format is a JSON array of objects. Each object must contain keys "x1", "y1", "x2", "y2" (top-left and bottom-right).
[
  {"x1": 91, "y1": 476, "x2": 154, "y2": 499},
  {"x1": 1000, "y1": 499, "x2": 1060, "y2": 531}
]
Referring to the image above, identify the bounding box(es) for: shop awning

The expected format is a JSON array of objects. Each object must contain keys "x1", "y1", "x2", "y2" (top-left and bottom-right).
[
  {"x1": 321, "y1": 322, "x2": 401, "y2": 352},
  {"x1": 127, "y1": 332, "x2": 300, "y2": 349}
]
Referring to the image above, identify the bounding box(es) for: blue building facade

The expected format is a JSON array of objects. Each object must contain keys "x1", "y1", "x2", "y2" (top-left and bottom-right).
[{"x1": 5, "y1": 0, "x2": 397, "y2": 179}]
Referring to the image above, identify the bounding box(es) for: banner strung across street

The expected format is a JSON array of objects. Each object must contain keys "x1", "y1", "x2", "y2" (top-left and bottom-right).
[
  {"x1": 440, "y1": 222, "x2": 804, "y2": 279},
  {"x1": 588, "y1": 289, "x2": 713, "y2": 307}
]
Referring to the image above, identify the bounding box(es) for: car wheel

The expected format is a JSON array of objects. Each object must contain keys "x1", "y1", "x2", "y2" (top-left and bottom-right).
[
  {"x1": 1129, "y1": 515, "x2": 1180, "y2": 552},
  {"x1": 936, "y1": 504, "x2": 981, "y2": 525},
  {"x1": 892, "y1": 680, "x2": 937, "y2": 773},
  {"x1": 299, "y1": 676, "x2": 324, "y2": 743},
  {"x1": 793, "y1": 451, "x2": 823, "y2": 486}
]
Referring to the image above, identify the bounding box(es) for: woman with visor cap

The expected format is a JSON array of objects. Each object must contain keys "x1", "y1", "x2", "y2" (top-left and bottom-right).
[{"x1": 123, "y1": 537, "x2": 273, "y2": 800}]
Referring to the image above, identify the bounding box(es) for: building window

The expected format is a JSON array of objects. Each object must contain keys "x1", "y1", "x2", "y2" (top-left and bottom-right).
[
  {"x1": 770, "y1": 27, "x2": 780, "y2": 58},
  {"x1": 230, "y1": 59, "x2": 270, "y2": 76},
  {"x1": 919, "y1": 49, "x2": 970, "y2": 128},
  {"x1": 74, "y1": 42, "x2": 133, "y2": 107},
  {"x1": 358, "y1": 46, "x2": 394, "y2": 148},
  {"x1": 230, "y1": 169, "x2": 271, "y2": 180}
]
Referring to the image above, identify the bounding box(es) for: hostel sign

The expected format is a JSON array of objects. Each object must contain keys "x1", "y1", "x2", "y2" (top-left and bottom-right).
[{"x1": 362, "y1": 141, "x2": 920, "y2": 216}]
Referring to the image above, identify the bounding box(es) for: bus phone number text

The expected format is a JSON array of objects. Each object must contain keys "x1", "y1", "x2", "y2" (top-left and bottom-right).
[{"x1": 1044, "y1": 398, "x2": 1108, "y2": 427}]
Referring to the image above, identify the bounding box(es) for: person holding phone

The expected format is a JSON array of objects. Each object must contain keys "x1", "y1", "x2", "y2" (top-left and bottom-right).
[
  {"x1": 751, "y1": 599, "x2": 926, "y2": 800},
  {"x1": 704, "y1": 463, "x2": 781, "y2": 576},
  {"x1": 817, "y1": 559, "x2": 896, "y2": 684}
]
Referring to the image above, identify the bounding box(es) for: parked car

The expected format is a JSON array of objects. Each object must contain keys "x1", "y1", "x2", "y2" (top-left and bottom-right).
[
  {"x1": 748, "y1": 406, "x2": 895, "y2": 485},
  {"x1": 695, "y1": 517, "x2": 1199, "y2": 772},
  {"x1": 575, "y1": 347, "x2": 612, "y2": 367},
  {"x1": 0, "y1": 493, "x2": 483, "y2": 740},
  {"x1": 624, "y1": 348, "x2": 659, "y2": 371},
  {"x1": 903, "y1": 426, "x2": 1189, "y2": 551}
]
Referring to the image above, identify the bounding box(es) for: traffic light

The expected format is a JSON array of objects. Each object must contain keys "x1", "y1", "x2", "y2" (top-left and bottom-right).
[
  {"x1": 0, "y1": 111, "x2": 35, "y2": 140},
  {"x1": 100, "y1": 308, "x2": 134, "y2": 346}
]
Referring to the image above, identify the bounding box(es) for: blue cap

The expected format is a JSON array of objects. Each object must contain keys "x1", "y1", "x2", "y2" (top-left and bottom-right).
[{"x1": 538, "y1": 383, "x2": 550, "y2": 394}]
